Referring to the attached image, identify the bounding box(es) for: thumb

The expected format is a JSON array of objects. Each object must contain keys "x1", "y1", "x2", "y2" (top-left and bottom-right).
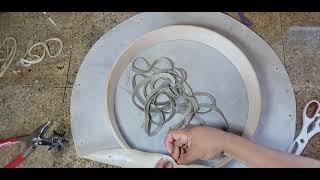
[
  {"x1": 177, "y1": 151, "x2": 195, "y2": 165},
  {"x1": 154, "y1": 158, "x2": 174, "y2": 168},
  {"x1": 164, "y1": 128, "x2": 190, "y2": 154}
]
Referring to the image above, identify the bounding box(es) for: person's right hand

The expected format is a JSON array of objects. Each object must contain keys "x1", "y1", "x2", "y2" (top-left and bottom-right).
[{"x1": 164, "y1": 126, "x2": 228, "y2": 165}]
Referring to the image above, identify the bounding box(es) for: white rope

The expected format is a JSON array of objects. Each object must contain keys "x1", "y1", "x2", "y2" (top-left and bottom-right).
[
  {"x1": 19, "y1": 37, "x2": 63, "y2": 67},
  {"x1": 0, "y1": 35, "x2": 63, "y2": 77},
  {"x1": 0, "y1": 37, "x2": 17, "y2": 78}
]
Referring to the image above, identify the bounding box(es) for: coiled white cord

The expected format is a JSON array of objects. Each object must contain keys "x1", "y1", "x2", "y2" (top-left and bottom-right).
[
  {"x1": 0, "y1": 37, "x2": 17, "y2": 78},
  {"x1": 19, "y1": 36, "x2": 63, "y2": 67},
  {"x1": 0, "y1": 35, "x2": 63, "y2": 77}
]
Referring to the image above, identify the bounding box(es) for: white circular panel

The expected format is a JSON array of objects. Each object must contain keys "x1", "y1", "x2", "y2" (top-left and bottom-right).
[{"x1": 71, "y1": 13, "x2": 295, "y2": 168}]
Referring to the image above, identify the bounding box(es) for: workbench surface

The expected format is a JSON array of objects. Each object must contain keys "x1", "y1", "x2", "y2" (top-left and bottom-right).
[{"x1": 0, "y1": 12, "x2": 319, "y2": 167}]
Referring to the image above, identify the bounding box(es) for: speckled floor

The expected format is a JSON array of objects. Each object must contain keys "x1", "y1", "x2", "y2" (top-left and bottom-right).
[{"x1": 0, "y1": 12, "x2": 319, "y2": 168}]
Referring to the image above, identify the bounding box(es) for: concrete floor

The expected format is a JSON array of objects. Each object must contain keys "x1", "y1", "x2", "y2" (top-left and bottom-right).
[{"x1": 0, "y1": 12, "x2": 319, "y2": 167}]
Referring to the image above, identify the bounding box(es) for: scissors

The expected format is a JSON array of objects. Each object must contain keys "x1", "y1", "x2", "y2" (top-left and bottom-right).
[{"x1": 288, "y1": 100, "x2": 320, "y2": 155}]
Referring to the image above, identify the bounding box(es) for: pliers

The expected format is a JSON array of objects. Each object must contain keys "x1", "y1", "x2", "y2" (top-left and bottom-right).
[{"x1": 0, "y1": 121, "x2": 68, "y2": 168}]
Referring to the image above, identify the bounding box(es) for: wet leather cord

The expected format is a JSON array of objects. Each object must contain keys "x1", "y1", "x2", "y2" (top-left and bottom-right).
[{"x1": 131, "y1": 57, "x2": 229, "y2": 136}]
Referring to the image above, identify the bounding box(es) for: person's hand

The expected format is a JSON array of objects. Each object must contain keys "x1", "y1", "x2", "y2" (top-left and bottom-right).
[
  {"x1": 154, "y1": 158, "x2": 174, "y2": 168},
  {"x1": 164, "y1": 126, "x2": 228, "y2": 165}
]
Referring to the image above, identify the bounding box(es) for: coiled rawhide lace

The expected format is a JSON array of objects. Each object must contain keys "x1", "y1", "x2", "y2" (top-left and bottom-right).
[{"x1": 131, "y1": 57, "x2": 229, "y2": 136}]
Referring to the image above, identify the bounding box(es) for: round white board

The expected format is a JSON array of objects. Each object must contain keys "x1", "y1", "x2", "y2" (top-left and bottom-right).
[{"x1": 71, "y1": 13, "x2": 296, "y2": 168}]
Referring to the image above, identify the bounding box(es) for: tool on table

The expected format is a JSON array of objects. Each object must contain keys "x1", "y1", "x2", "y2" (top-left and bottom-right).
[
  {"x1": 288, "y1": 100, "x2": 320, "y2": 155},
  {"x1": 0, "y1": 121, "x2": 68, "y2": 168}
]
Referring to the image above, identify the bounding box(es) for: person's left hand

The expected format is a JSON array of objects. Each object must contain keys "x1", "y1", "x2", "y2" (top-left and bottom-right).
[{"x1": 154, "y1": 158, "x2": 174, "y2": 168}]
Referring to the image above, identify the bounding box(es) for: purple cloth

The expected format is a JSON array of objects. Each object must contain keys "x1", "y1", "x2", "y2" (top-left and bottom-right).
[{"x1": 239, "y1": 12, "x2": 252, "y2": 27}]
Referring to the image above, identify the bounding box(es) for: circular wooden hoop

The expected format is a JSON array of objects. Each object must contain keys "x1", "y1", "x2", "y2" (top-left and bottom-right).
[{"x1": 105, "y1": 25, "x2": 261, "y2": 167}]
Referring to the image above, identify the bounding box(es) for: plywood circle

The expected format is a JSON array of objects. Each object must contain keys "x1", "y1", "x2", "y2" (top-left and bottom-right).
[{"x1": 106, "y1": 25, "x2": 261, "y2": 167}]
